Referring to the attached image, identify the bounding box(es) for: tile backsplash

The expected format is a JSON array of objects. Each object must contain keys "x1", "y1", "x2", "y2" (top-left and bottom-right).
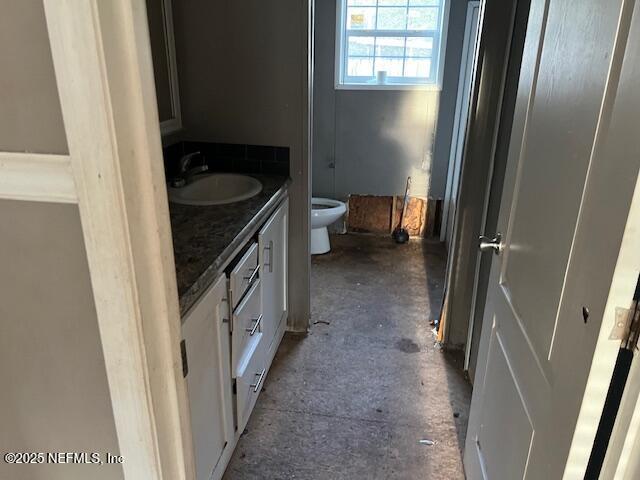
[{"x1": 163, "y1": 141, "x2": 289, "y2": 180}]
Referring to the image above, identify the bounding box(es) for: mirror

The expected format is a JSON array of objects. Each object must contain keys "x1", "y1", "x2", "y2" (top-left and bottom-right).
[{"x1": 146, "y1": 0, "x2": 181, "y2": 135}]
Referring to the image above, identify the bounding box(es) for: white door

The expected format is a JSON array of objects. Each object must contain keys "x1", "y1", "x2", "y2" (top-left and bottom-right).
[
  {"x1": 464, "y1": 0, "x2": 640, "y2": 478},
  {"x1": 442, "y1": 1, "x2": 481, "y2": 246},
  {"x1": 182, "y1": 274, "x2": 234, "y2": 480},
  {"x1": 259, "y1": 198, "x2": 289, "y2": 358}
]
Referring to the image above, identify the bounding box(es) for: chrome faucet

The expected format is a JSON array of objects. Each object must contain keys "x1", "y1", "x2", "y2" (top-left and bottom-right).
[{"x1": 170, "y1": 151, "x2": 208, "y2": 187}]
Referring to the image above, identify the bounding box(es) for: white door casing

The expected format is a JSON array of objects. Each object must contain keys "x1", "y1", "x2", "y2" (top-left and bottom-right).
[
  {"x1": 464, "y1": 0, "x2": 640, "y2": 478},
  {"x1": 441, "y1": 1, "x2": 481, "y2": 246},
  {"x1": 599, "y1": 308, "x2": 640, "y2": 480},
  {"x1": 0, "y1": 1, "x2": 197, "y2": 479}
]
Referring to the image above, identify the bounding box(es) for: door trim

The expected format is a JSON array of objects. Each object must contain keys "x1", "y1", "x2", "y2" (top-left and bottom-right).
[
  {"x1": 441, "y1": 0, "x2": 481, "y2": 245},
  {"x1": 0, "y1": 152, "x2": 76, "y2": 203},
  {"x1": 600, "y1": 312, "x2": 640, "y2": 479},
  {"x1": 42, "y1": 1, "x2": 194, "y2": 478},
  {"x1": 439, "y1": 0, "x2": 518, "y2": 350}
]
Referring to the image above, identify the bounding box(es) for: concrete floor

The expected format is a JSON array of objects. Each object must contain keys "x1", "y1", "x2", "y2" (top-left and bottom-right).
[{"x1": 223, "y1": 234, "x2": 471, "y2": 479}]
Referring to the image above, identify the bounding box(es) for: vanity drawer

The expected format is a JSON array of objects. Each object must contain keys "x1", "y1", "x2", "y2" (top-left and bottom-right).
[
  {"x1": 236, "y1": 337, "x2": 266, "y2": 433},
  {"x1": 231, "y1": 279, "x2": 262, "y2": 376},
  {"x1": 229, "y1": 242, "x2": 259, "y2": 309}
]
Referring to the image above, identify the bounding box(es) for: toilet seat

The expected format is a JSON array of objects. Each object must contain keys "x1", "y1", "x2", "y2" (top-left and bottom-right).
[{"x1": 312, "y1": 197, "x2": 345, "y2": 214}]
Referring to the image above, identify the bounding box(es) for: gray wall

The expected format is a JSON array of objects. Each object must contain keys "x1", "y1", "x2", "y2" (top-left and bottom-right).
[
  {"x1": 173, "y1": 0, "x2": 304, "y2": 147},
  {"x1": 0, "y1": 3, "x2": 122, "y2": 479},
  {"x1": 313, "y1": 0, "x2": 471, "y2": 200},
  {"x1": 172, "y1": 0, "x2": 310, "y2": 330}
]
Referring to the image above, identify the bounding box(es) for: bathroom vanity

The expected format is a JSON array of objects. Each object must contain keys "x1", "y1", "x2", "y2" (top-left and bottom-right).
[
  {"x1": 146, "y1": 2, "x2": 291, "y2": 477},
  {"x1": 171, "y1": 178, "x2": 289, "y2": 480}
]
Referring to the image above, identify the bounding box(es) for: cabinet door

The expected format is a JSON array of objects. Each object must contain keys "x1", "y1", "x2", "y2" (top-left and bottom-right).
[
  {"x1": 258, "y1": 198, "x2": 288, "y2": 353},
  {"x1": 182, "y1": 274, "x2": 234, "y2": 480}
]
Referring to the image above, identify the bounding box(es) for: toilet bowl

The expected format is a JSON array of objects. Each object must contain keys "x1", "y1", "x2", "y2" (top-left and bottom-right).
[{"x1": 311, "y1": 197, "x2": 347, "y2": 255}]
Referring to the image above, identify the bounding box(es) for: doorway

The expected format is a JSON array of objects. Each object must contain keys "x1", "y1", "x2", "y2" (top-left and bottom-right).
[
  {"x1": 441, "y1": 1, "x2": 481, "y2": 248},
  {"x1": 226, "y1": 0, "x2": 481, "y2": 477},
  {"x1": 463, "y1": 0, "x2": 640, "y2": 478}
]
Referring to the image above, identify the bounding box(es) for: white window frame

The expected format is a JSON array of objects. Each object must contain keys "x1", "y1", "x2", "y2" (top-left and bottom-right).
[{"x1": 335, "y1": 0, "x2": 450, "y2": 91}]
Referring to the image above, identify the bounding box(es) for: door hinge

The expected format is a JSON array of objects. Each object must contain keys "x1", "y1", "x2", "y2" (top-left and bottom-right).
[
  {"x1": 622, "y1": 300, "x2": 640, "y2": 351},
  {"x1": 610, "y1": 306, "x2": 640, "y2": 351},
  {"x1": 223, "y1": 294, "x2": 232, "y2": 332},
  {"x1": 180, "y1": 339, "x2": 189, "y2": 377},
  {"x1": 610, "y1": 276, "x2": 640, "y2": 351},
  {"x1": 623, "y1": 275, "x2": 640, "y2": 351}
]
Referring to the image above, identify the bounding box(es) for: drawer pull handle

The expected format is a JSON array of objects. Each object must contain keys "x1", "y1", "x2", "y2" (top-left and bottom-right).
[
  {"x1": 243, "y1": 265, "x2": 260, "y2": 285},
  {"x1": 264, "y1": 241, "x2": 273, "y2": 273},
  {"x1": 250, "y1": 368, "x2": 267, "y2": 393},
  {"x1": 245, "y1": 314, "x2": 263, "y2": 336}
]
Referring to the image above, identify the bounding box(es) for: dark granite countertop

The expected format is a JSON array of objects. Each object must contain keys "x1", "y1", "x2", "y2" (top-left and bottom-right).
[{"x1": 170, "y1": 174, "x2": 290, "y2": 316}]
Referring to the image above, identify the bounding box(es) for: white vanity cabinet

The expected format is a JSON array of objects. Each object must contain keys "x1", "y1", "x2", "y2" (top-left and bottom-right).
[
  {"x1": 259, "y1": 198, "x2": 289, "y2": 362},
  {"x1": 181, "y1": 197, "x2": 288, "y2": 480},
  {"x1": 181, "y1": 274, "x2": 234, "y2": 480}
]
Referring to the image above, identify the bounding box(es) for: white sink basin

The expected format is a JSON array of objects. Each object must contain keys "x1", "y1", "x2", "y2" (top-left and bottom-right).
[{"x1": 168, "y1": 174, "x2": 262, "y2": 206}]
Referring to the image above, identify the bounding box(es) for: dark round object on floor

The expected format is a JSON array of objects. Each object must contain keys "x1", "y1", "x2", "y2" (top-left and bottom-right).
[{"x1": 393, "y1": 228, "x2": 410, "y2": 244}]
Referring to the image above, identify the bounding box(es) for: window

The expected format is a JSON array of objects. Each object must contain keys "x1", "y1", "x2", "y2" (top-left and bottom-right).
[{"x1": 335, "y1": 0, "x2": 448, "y2": 89}]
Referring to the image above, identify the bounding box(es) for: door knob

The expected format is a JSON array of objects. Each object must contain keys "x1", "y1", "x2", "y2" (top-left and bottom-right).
[{"x1": 479, "y1": 233, "x2": 503, "y2": 255}]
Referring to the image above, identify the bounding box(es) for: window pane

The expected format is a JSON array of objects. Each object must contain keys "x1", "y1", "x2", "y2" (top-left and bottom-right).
[
  {"x1": 348, "y1": 57, "x2": 374, "y2": 77},
  {"x1": 347, "y1": 7, "x2": 376, "y2": 29},
  {"x1": 375, "y1": 37, "x2": 405, "y2": 57},
  {"x1": 376, "y1": 7, "x2": 407, "y2": 30},
  {"x1": 408, "y1": 7, "x2": 439, "y2": 30},
  {"x1": 406, "y1": 37, "x2": 433, "y2": 57},
  {"x1": 348, "y1": 36, "x2": 375, "y2": 56},
  {"x1": 404, "y1": 58, "x2": 431, "y2": 77},
  {"x1": 409, "y1": 0, "x2": 440, "y2": 5},
  {"x1": 379, "y1": 0, "x2": 407, "y2": 5},
  {"x1": 374, "y1": 57, "x2": 404, "y2": 76},
  {"x1": 341, "y1": 1, "x2": 442, "y2": 85}
]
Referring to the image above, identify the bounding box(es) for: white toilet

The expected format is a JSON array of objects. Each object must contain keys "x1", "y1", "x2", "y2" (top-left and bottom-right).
[{"x1": 311, "y1": 197, "x2": 347, "y2": 255}]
